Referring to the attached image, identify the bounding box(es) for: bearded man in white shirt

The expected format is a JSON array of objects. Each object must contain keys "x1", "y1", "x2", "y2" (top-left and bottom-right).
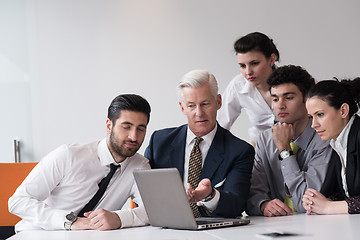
[{"x1": 9, "y1": 94, "x2": 151, "y2": 232}]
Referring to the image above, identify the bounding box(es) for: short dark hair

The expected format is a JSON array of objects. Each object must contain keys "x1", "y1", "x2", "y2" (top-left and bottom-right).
[
  {"x1": 307, "y1": 78, "x2": 360, "y2": 117},
  {"x1": 267, "y1": 65, "x2": 315, "y2": 101},
  {"x1": 107, "y1": 94, "x2": 151, "y2": 124},
  {"x1": 234, "y1": 32, "x2": 280, "y2": 64}
]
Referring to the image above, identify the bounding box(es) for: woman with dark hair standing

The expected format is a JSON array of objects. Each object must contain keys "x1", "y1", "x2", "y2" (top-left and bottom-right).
[
  {"x1": 218, "y1": 32, "x2": 279, "y2": 145},
  {"x1": 303, "y1": 77, "x2": 360, "y2": 214}
]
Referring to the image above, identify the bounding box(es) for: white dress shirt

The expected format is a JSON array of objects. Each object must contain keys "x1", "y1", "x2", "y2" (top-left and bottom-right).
[
  {"x1": 330, "y1": 115, "x2": 356, "y2": 197},
  {"x1": 183, "y1": 125, "x2": 220, "y2": 211},
  {"x1": 9, "y1": 138, "x2": 150, "y2": 232},
  {"x1": 218, "y1": 73, "x2": 277, "y2": 143}
]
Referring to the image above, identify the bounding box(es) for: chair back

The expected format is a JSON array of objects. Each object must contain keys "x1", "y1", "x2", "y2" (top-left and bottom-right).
[
  {"x1": 130, "y1": 198, "x2": 137, "y2": 209},
  {"x1": 0, "y1": 162, "x2": 38, "y2": 226}
]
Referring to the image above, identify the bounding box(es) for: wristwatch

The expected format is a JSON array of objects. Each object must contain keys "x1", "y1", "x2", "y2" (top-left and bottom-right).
[
  {"x1": 203, "y1": 188, "x2": 216, "y2": 202},
  {"x1": 64, "y1": 212, "x2": 77, "y2": 230},
  {"x1": 278, "y1": 149, "x2": 294, "y2": 160}
]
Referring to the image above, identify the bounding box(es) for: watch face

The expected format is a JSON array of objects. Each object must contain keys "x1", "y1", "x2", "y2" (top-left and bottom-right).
[
  {"x1": 280, "y1": 150, "x2": 290, "y2": 159},
  {"x1": 66, "y1": 212, "x2": 76, "y2": 222}
]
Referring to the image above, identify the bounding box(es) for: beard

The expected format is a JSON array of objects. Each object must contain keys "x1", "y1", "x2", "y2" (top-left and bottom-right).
[{"x1": 108, "y1": 130, "x2": 140, "y2": 159}]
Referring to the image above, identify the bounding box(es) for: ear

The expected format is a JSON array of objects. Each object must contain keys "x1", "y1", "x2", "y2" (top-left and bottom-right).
[
  {"x1": 340, "y1": 103, "x2": 350, "y2": 119},
  {"x1": 106, "y1": 118, "x2": 113, "y2": 134},
  {"x1": 179, "y1": 101, "x2": 185, "y2": 114},
  {"x1": 270, "y1": 53, "x2": 277, "y2": 66},
  {"x1": 216, "y1": 94, "x2": 222, "y2": 110}
]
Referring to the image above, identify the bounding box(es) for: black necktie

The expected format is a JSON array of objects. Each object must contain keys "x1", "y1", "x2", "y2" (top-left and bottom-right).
[{"x1": 78, "y1": 163, "x2": 120, "y2": 217}]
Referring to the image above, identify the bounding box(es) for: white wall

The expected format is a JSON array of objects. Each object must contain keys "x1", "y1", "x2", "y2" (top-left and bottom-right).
[
  {"x1": 0, "y1": 0, "x2": 33, "y2": 163},
  {"x1": 1, "y1": 0, "x2": 360, "y2": 162}
]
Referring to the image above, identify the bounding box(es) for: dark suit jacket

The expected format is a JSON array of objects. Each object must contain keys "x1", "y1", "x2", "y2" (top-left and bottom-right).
[
  {"x1": 322, "y1": 115, "x2": 360, "y2": 204},
  {"x1": 332, "y1": 115, "x2": 360, "y2": 197},
  {"x1": 144, "y1": 123, "x2": 255, "y2": 218}
]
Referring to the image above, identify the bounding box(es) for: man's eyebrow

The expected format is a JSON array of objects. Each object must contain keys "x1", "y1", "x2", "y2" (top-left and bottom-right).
[
  {"x1": 282, "y1": 92, "x2": 296, "y2": 96},
  {"x1": 185, "y1": 101, "x2": 195, "y2": 104},
  {"x1": 121, "y1": 121, "x2": 134, "y2": 125},
  {"x1": 120, "y1": 121, "x2": 147, "y2": 128},
  {"x1": 271, "y1": 92, "x2": 296, "y2": 97},
  {"x1": 120, "y1": 121, "x2": 134, "y2": 125}
]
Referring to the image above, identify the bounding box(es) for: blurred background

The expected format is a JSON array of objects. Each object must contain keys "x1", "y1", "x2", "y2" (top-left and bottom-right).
[{"x1": 1, "y1": 0, "x2": 359, "y2": 162}]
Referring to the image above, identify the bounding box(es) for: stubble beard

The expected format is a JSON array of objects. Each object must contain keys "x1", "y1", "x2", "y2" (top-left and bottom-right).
[{"x1": 109, "y1": 131, "x2": 140, "y2": 160}]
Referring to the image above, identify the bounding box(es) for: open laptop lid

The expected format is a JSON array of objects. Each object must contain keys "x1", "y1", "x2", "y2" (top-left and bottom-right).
[
  {"x1": 134, "y1": 168, "x2": 199, "y2": 230},
  {"x1": 133, "y1": 168, "x2": 250, "y2": 230}
]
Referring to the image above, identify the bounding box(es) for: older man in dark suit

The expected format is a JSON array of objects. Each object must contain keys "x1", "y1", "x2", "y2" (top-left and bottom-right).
[{"x1": 145, "y1": 69, "x2": 254, "y2": 218}]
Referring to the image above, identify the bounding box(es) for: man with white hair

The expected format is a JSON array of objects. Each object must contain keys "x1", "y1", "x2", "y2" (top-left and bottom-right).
[{"x1": 145, "y1": 69, "x2": 254, "y2": 218}]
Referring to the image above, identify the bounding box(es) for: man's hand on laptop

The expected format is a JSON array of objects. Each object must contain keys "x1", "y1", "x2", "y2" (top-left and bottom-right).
[{"x1": 186, "y1": 178, "x2": 213, "y2": 203}]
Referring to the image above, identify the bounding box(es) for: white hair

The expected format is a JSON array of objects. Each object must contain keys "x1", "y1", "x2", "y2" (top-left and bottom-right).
[{"x1": 177, "y1": 69, "x2": 218, "y2": 100}]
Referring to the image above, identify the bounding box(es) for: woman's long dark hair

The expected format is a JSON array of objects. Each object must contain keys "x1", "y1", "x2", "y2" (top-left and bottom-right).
[{"x1": 307, "y1": 78, "x2": 360, "y2": 117}]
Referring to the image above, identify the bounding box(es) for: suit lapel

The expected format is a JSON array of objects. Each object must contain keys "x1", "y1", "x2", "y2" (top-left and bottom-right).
[
  {"x1": 201, "y1": 125, "x2": 225, "y2": 180},
  {"x1": 169, "y1": 125, "x2": 187, "y2": 179},
  {"x1": 346, "y1": 115, "x2": 360, "y2": 195}
]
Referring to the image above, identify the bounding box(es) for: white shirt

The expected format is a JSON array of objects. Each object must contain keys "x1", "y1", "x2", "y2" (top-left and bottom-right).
[
  {"x1": 330, "y1": 115, "x2": 356, "y2": 197},
  {"x1": 183, "y1": 125, "x2": 220, "y2": 211},
  {"x1": 218, "y1": 73, "x2": 277, "y2": 143},
  {"x1": 9, "y1": 139, "x2": 150, "y2": 232}
]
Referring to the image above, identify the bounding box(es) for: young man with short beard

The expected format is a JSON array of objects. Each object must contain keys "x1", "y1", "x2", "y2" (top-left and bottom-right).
[{"x1": 9, "y1": 94, "x2": 151, "y2": 232}]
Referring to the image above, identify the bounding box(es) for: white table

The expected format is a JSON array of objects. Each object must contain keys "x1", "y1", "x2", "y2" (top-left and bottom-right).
[{"x1": 8, "y1": 214, "x2": 360, "y2": 240}]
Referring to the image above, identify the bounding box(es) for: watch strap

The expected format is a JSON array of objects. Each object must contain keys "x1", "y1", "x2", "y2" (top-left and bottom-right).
[
  {"x1": 64, "y1": 212, "x2": 77, "y2": 230},
  {"x1": 203, "y1": 188, "x2": 216, "y2": 202}
]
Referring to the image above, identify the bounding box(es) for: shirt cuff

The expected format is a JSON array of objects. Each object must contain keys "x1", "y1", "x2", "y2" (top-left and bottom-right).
[
  {"x1": 280, "y1": 155, "x2": 299, "y2": 176},
  {"x1": 114, "y1": 207, "x2": 149, "y2": 228},
  {"x1": 197, "y1": 189, "x2": 220, "y2": 212},
  {"x1": 115, "y1": 209, "x2": 133, "y2": 228},
  {"x1": 56, "y1": 209, "x2": 71, "y2": 230}
]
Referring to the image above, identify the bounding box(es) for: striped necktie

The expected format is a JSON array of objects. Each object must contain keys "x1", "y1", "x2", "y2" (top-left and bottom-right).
[{"x1": 187, "y1": 137, "x2": 203, "y2": 218}]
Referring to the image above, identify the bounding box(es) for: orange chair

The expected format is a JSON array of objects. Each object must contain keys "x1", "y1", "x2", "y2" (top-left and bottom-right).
[
  {"x1": 0, "y1": 162, "x2": 38, "y2": 239},
  {"x1": 130, "y1": 198, "x2": 137, "y2": 209}
]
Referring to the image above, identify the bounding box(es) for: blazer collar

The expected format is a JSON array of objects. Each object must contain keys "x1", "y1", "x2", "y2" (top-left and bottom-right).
[
  {"x1": 347, "y1": 115, "x2": 360, "y2": 154},
  {"x1": 169, "y1": 125, "x2": 187, "y2": 178},
  {"x1": 201, "y1": 123, "x2": 225, "y2": 180},
  {"x1": 346, "y1": 115, "x2": 360, "y2": 195},
  {"x1": 167, "y1": 123, "x2": 226, "y2": 180}
]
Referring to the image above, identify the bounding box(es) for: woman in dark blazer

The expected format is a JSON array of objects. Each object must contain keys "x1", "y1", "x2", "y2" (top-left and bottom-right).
[{"x1": 302, "y1": 77, "x2": 360, "y2": 214}]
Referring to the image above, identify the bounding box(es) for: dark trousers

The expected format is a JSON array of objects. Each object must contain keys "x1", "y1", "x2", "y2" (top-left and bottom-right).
[{"x1": 0, "y1": 226, "x2": 15, "y2": 240}]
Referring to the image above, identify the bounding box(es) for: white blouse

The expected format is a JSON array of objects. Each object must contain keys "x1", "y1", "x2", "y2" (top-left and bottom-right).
[
  {"x1": 330, "y1": 115, "x2": 356, "y2": 197},
  {"x1": 218, "y1": 73, "x2": 277, "y2": 143}
]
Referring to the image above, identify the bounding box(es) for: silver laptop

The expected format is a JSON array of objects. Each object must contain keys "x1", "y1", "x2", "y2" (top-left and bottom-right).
[{"x1": 133, "y1": 168, "x2": 250, "y2": 230}]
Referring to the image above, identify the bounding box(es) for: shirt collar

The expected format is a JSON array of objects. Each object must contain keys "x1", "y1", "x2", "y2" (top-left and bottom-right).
[
  {"x1": 238, "y1": 77, "x2": 254, "y2": 95},
  {"x1": 97, "y1": 138, "x2": 122, "y2": 167},
  {"x1": 186, "y1": 124, "x2": 217, "y2": 148},
  {"x1": 293, "y1": 119, "x2": 317, "y2": 150},
  {"x1": 330, "y1": 115, "x2": 355, "y2": 151}
]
